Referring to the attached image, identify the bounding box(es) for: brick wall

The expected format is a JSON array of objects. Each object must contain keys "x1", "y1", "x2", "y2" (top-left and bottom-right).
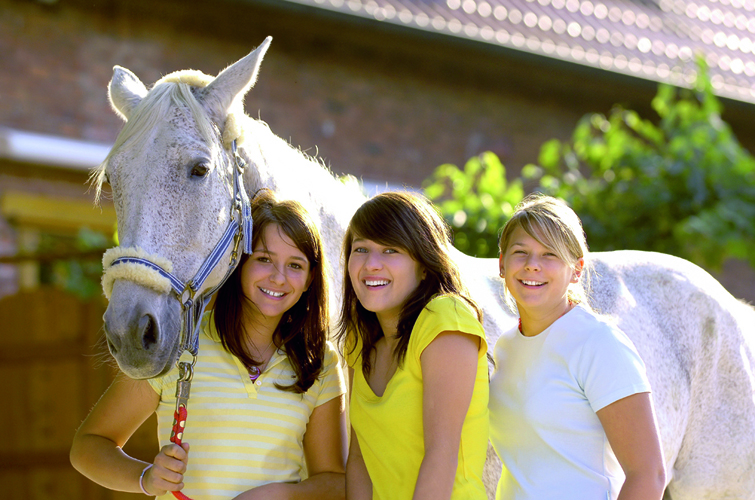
[{"x1": 0, "y1": 0, "x2": 648, "y2": 186}]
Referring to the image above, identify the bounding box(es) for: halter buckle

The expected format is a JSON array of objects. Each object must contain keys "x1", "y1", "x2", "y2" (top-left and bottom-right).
[{"x1": 180, "y1": 286, "x2": 196, "y2": 308}]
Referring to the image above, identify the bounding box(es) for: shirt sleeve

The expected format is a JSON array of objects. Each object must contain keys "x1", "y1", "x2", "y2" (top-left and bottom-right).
[
  {"x1": 411, "y1": 295, "x2": 488, "y2": 365},
  {"x1": 578, "y1": 325, "x2": 651, "y2": 413},
  {"x1": 315, "y1": 341, "x2": 347, "y2": 407}
]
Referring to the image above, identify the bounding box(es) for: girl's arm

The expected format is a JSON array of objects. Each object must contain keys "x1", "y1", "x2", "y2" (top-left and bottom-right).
[
  {"x1": 70, "y1": 372, "x2": 190, "y2": 496},
  {"x1": 233, "y1": 392, "x2": 348, "y2": 500},
  {"x1": 597, "y1": 392, "x2": 667, "y2": 500},
  {"x1": 346, "y1": 427, "x2": 372, "y2": 500},
  {"x1": 344, "y1": 365, "x2": 372, "y2": 500},
  {"x1": 414, "y1": 330, "x2": 480, "y2": 500}
]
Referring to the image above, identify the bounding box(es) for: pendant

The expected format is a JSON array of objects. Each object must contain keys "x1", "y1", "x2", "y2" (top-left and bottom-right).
[{"x1": 249, "y1": 365, "x2": 261, "y2": 382}]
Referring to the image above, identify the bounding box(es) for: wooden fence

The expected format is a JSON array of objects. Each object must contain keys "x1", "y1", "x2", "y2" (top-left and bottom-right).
[{"x1": 0, "y1": 287, "x2": 158, "y2": 499}]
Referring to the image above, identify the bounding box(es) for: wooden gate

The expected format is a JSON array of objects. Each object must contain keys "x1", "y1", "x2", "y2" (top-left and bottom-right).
[{"x1": 0, "y1": 287, "x2": 158, "y2": 499}]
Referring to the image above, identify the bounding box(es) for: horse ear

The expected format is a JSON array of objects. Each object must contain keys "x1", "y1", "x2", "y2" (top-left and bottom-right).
[
  {"x1": 108, "y1": 66, "x2": 148, "y2": 121},
  {"x1": 202, "y1": 37, "x2": 272, "y2": 121}
]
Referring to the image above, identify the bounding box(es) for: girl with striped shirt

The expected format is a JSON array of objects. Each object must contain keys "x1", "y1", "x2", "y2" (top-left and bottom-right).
[{"x1": 71, "y1": 189, "x2": 347, "y2": 499}]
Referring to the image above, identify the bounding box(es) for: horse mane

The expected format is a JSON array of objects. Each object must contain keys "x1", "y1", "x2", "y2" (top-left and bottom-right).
[{"x1": 92, "y1": 65, "x2": 366, "y2": 232}]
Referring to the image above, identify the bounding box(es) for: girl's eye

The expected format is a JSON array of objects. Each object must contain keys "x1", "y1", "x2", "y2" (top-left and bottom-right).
[
  {"x1": 289, "y1": 263, "x2": 303, "y2": 270},
  {"x1": 353, "y1": 247, "x2": 367, "y2": 254},
  {"x1": 384, "y1": 248, "x2": 397, "y2": 254},
  {"x1": 256, "y1": 256, "x2": 271, "y2": 263}
]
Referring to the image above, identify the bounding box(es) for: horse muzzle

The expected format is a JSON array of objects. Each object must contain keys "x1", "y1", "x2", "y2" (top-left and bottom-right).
[{"x1": 103, "y1": 280, "x2": 181, "y2": 379}]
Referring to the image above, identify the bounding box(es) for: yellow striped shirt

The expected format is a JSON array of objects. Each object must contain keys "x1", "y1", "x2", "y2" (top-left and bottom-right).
[{"x1": 147, "y1": 314, "x2": 346, "y2": 499}]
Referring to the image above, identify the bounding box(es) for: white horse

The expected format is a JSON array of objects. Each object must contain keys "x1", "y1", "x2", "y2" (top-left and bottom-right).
[{"x1": 96, "y1": 38, "x2": 755, "y2": 499}]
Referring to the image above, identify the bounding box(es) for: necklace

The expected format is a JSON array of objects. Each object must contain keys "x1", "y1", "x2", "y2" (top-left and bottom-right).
[
  {"x1": 246, "y1": 337, "x2": 274, "y2": 382},
  {"x1": 518, "y1": 300, "x2": 575, "y2": 335}
]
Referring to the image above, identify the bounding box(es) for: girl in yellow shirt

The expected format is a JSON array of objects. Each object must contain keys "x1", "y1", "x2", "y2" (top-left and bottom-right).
[
  {"x1": 70, "y1": 190, "x2": 347, "y2": 499},
  {"x1": 337, "y1": 191, "x2": 489, "y2": 500}
]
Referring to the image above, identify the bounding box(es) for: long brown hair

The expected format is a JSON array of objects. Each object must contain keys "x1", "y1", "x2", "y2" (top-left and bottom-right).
[
  {"x1": 213, "y1": 189, "x2": 329, "y2": 393},
  {"x1": 336, "y1": 191, "x2": 481, "y2": 377}
]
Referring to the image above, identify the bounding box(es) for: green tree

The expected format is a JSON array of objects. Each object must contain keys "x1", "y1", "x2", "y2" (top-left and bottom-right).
[
  {"x1": 424, "y1": 61, "x2": 755, "y2": 269},
  {"x1": 46, "y1": 227, "x2": 111, "y2": 299},
  {"x1": 529, "y1": 61, "x2": 755, "y2": 269},
  {"x1": 423, "y1": 151, "x2": 523, "y2": 257}
]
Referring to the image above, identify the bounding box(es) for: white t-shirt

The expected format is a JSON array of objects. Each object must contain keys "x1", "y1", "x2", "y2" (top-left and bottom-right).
[{"x1": 488, "y1": 305, "x2": 651, "y2": 500}]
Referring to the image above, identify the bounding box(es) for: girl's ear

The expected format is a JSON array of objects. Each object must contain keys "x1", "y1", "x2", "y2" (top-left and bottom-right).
[
  {"x1": 571, "y1": 257, "x2": 585, "y2": 283},
  {"x1": 498, "y1": 253, "x2": 505, "y2": 278}
]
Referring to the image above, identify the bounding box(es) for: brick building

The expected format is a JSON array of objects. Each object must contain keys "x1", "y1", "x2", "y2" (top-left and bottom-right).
[{"x1": 2, "y1": 0, "x2": 754, "y2": 298}]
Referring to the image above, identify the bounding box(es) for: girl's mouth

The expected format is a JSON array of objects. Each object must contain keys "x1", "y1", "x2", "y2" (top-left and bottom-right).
[
  {"x1": 520, "y1": 280, "x2": 545, "y2": 287},
  {"x1": 260, "y1": 287, "x2": 285, "y2": 297},
  {"x1": 365, "y1": 279, "x2": 390, "y2": 287}
]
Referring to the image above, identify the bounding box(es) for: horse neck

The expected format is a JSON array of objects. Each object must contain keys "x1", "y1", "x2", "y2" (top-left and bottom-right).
[{"x1": 239, "y1": 118, "x2": 366, "y2": 275}]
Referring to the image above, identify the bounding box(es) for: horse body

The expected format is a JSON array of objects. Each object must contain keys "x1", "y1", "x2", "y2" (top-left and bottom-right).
[{"x1": 99, "y1": 40, "x2": 755, "y2": 498}]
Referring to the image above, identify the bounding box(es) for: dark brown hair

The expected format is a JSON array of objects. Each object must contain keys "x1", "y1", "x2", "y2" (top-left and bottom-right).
[
  {"x1": 213, "y1": 189, "x2": 328, "y2": 393},
  {"x1": 336, "y1": 191, "x2": 481, "y2": 377}
]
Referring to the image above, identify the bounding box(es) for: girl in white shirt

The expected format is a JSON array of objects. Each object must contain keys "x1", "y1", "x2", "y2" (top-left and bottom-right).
[{"x1": 488, "y1": 193, "x2": 666, "y2": 500}]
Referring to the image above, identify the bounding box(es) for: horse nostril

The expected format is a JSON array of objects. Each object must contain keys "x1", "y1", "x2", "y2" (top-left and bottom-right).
[{"x1": 138, "y1": 314, "x2": 159, "y2": 350}]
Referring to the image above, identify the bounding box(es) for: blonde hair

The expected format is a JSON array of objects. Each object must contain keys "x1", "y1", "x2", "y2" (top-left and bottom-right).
[{"x1": 498, "y1": 193, "x2": 590, "y2": 306}]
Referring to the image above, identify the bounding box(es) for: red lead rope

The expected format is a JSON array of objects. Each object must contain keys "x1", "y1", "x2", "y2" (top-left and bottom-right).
[{"x1": 169, "y1": 406, "x2": 192, "y2": 500}]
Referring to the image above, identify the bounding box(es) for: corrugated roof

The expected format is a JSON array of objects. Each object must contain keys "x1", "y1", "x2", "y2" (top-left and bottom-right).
[{"x1": 279, "y1": 0, "x2": 755, "y2": 105}]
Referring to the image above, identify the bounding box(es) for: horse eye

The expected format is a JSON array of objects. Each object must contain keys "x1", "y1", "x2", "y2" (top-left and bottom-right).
[{"x1": 190, "y1": 163, "x2": 210, "y2": 178}]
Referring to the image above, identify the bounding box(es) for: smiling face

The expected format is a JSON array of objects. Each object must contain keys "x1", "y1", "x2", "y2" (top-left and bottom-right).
[
  {"x1": 348, "y1": 237, "x2": 426, "y2": 333},
  {"x1": 241, "y1": 223, "x2": 312, "y2": 326},
  {"x1": 500, "y1": 225, "x2": 582, "y2": 318}
]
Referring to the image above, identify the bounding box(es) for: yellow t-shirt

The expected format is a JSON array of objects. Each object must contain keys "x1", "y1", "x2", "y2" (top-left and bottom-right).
[
  {"x1": 148, "y1": 313, "x2": 346, "y2": 500},
  {"x1": 347, "y1": 295, "x2": 489, "y2": 500}
]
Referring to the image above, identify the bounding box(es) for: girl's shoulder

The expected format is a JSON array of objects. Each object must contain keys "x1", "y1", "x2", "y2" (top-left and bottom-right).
[
  {"x1": 422, "y1": 294, "x2": 478, "y2": 319},
  {"x1": 412, "y1": 294, "x2": 486, "y2": 354},
  {"x1": 323, "y1": 339, "x2": 342, "y2": 365},
  {"x1": 557, "y1": 306, "x2": 644, "y2": 369},
  {"x1": 564, "y1": 306, "x2": 631, "y2": 344}
]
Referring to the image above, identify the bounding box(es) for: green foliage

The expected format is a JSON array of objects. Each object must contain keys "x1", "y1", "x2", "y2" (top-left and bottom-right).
[
  {"x1": 39, "y1": 227, "x2": 111, "y2": 299},
  {"x1": 528, "y1": 60, "x2": 755, "y2": 269},
  {"x1": 423, "y1": 60, "x2": 755, "y2": 270},
  {"x1": 423, "y1": 151, "x2": 523, "y2": 257}
]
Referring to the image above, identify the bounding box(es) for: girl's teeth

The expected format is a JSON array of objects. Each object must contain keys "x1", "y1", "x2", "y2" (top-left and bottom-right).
[
  {"x1": 522, "y1": 280, "x2": 544, "y2": 286},
  {"x1": 261, "y1": 288, "x2": 284, "y2": 297},
  {"x1": 366, "y1": 280, "x2": 389, "y2": 287}
]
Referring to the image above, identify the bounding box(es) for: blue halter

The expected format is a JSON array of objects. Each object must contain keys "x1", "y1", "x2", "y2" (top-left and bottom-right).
[{"x1": 108, "y1": 140, "x2": 253, "y2": 358}]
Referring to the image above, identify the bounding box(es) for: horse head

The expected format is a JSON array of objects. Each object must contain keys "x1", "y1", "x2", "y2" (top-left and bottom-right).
[{"x1": 96, "y1": 38, "x2": 272, "y2": 379}]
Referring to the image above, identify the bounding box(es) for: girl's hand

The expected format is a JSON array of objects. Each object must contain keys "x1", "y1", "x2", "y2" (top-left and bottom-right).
[{"x1": 143, "y1": 442, "x2": 190, "y2": 496}]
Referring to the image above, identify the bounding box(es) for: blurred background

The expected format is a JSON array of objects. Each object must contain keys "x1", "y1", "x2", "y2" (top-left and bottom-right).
[{"x1": 1, "y1": 0, "x2": 754, "y2": 497}]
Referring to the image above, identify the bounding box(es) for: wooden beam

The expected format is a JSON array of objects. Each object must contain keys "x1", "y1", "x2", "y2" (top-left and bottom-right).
[{"x1": 1, "y1": 191, "x2": 116, "y2": 234}]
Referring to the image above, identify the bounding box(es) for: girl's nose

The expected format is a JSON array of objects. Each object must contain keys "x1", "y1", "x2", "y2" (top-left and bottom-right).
[
  {"x1": 524, "y1": 255, "x2": 541, "y2": 271},
  {"x1": 365, "y1": 252, "x2": 382, "y2": 270},
  {"x1": 269, "y1": 264, "x2": 285, "y2": 284}
]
